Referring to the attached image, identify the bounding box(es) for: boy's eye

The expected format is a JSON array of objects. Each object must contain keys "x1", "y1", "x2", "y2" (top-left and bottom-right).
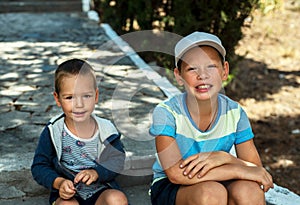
[
  {"x1": 207, "y1": 64, "x2": 217, "y2": 69},
  {"x1": 187, "y1": 67, "x2": 196, "y2": 71},
  {"x1": 83, "y1": 95, "x2": 92, "y2": 98},
  {"x1": 65, "y1": 96, "x2": 73, "y2": 100}
]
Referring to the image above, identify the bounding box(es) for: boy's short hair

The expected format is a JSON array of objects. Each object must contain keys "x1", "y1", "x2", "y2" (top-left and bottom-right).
[
  {"x1": 54, "y1": 58, "x2": 97, "y2": 95},
  {"x1": 175, "y1": 32, "x2": 226, "y2": 67}
]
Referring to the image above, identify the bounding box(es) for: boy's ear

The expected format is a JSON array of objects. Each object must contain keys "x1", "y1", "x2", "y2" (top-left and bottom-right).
[
  {"x1": 174, "y1": 68, "x2": 184, "y2": 86},
  {"x1": 222, "y1": 61, "x2": 230, "y2": 80},
  {"x1": 53, "y1": 92, "x2": 61, "y2": 107},
  {"x1": 95, "y1": 88, "x2": 99, "y2": 103}
]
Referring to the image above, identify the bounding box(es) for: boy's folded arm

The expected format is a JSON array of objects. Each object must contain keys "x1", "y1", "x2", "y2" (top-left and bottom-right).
[
  {"x1": 155, "y1": 135, "x2": 234, "y2": 185},
  {"x1": 156, "y1": 135, "x2": 273, "y2": 190},
  {"x1": 164, "y1": 157, "x2": 241, "y2": 185},
  {"x1": 165, "y1": 157, "x2": 273, "y2": 192}
]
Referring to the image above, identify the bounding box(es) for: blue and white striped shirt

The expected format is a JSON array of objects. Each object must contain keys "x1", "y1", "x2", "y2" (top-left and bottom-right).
[
  {"x1": 149, "y1": 93, "x2": 254, "y2": 180},
  {"x1": 61, "y1": 124, "x2": 106, "y2": 200}
]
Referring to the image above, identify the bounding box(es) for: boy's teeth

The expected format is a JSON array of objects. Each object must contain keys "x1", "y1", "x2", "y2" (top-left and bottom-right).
[{"x1": 198, "y1": 85, "x2": 209, "y2": 89}]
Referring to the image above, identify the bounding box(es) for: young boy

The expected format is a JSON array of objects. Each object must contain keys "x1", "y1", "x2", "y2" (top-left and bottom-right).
[
  {"x1": 149, "y1": 32, "x2": 273, "y2": 205},
  {"x1": 31, "y1": 59, "x2": 128, "y2": 205}
]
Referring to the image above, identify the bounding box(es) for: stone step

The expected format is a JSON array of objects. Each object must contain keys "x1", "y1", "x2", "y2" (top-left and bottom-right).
[
  {"x1": 0, "y1": 0, "x2": 82, "y2": 13},
  {"x1": 0, "y1": 152, "x2": 154, "y2": 199},
  {"x1": 0, "y1": 185, "x2": 152, "y2": 205}
]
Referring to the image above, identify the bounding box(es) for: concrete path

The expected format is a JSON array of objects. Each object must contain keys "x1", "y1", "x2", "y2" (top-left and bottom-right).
[
  {"x1": 0, "y1": 12, "x2": 299, "y2": 205},
  {"x1": 0, "y1": 12, "x2": 158, "y2": 204}
]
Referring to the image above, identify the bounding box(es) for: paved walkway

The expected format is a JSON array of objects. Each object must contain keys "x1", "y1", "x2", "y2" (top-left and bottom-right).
[
  {"x1": 0, "y1": 12, "x2": 299, "y2": 205},
  {"x1": 0, "y1": 12, "x2": 162, "y2": 204}
]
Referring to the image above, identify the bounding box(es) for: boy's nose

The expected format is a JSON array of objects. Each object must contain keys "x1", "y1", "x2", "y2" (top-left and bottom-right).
[
  {"x1": 196, "y1": 68, "x2": 209, "y2": 79},
  {"x1": 74, "y1": 97, "x2": 84, "y2": 107}
]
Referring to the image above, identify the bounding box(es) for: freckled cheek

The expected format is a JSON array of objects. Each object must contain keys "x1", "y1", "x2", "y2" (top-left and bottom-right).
[{"x1": 212, "y1": 72, "x2": 223, "y2": 81}]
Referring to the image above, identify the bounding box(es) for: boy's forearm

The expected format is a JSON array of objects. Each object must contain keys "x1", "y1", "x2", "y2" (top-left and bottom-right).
[
  {"x1": 194, "y1": 164, "x2": 244, "y2": 182},
  {"x1": 167, "y1": 162, "x2": 265, "y2": 185},
  {"x1": 167, "y1": 162, "x2": 241, "y2": 185},
  {"x1": 229, "y1": 155, "x2": 259, "y2": 167}
]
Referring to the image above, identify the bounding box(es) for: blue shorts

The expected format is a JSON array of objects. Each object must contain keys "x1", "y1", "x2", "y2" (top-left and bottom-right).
[{"x1": 150, "y1": 178, "x2": 180, "y2": 205}]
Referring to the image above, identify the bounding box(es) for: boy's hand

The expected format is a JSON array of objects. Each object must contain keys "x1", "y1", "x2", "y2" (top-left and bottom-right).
[
  {"x1": 180, "y1": 151, "x2": 233, "y2": 178},
  {"x1": 58, "y1": 179, "x2": 76, "y2": 199},
  {"x1": 239, "y1": 166, "x2": 274, "y2": 192},
  {"x1": 74, "y1": 169, "x2": 99, "y2": 185}
]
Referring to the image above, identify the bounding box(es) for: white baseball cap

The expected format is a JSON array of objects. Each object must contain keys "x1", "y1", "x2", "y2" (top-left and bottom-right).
[{"x1": 175, "y1": 31, "x2": 226, "y2": 66}]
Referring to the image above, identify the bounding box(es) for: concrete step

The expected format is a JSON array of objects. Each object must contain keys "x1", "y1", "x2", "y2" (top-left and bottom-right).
[
  {"x1": 1, "y1": 154, "x2": 300, "y2": 205},
  {"x1": 0, "y1": 151, "x2": 155, "y2": 199},
  {"x1": 0, "y1": 184, "x2": 152, "y2": 205},
  {"x1": 0, "y1": 0, "x2": 82, "y2": 13}
]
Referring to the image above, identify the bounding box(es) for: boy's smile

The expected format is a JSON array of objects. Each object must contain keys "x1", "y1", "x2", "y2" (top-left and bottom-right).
[
  {"x1": 54, "y1": 74, "x2": 98, "y2": 124},
  {"x1": 174, "y1": 46, "x2": 229, "y2": 101},
  {"x1": 195, "y1": 83, "x2": 213, "y2": 93},
  {"x1": 72, "y1": 111, "x2": 88, "y2": 118}
]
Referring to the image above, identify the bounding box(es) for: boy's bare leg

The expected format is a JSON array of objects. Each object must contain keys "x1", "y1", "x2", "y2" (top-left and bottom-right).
[
  {"x1": 95, "y1": 189, "x2": 128, "y2": 205},
  {"x1": 225, "y1": 180, "x2": 266, "y2": 205},
  {"x1": 176, "y1": 181, "x2": 227, "y2": 205},
  {"x1": 54, "y1": 198, "x2": 79, "y2": 205}
]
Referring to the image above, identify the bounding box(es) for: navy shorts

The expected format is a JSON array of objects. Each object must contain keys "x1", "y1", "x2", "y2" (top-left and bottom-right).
[
  {"x1": 51, "y1": 187, "x2": 110, "y2": 205},
  {"x1": 74, "y1": 187, "x2": 109, "y2": 205},
  {"x1": 150, "y1": 178, "x2": 180, "y2": 205}
]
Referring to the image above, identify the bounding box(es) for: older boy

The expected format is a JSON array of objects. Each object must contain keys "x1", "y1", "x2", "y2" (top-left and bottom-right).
[{"x1": 149, "y1": 32, "x2": 273, "y2": 205}]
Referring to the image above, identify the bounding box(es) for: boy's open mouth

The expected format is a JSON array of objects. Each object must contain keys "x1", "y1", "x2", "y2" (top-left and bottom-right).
[{"x1": 196, "y1": 84, "x2": 211, "y2": 89}]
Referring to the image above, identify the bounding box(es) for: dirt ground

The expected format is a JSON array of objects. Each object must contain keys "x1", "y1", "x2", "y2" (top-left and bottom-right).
[{"x1": 225, "y1": 0, "x2": 300, "y2": 195}]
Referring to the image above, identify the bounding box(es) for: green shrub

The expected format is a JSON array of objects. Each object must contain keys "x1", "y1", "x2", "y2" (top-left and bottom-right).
[{"x1": 93, "y1": 0, "x2": 259, "y2": 81}]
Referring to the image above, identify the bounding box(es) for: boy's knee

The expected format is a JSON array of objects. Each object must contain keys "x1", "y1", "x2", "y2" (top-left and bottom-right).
[
  {"x1": 55, "y1": 198, "x2": 79, "y2": 205},
  {"x1": 192, "y1": 182, "x2": 227, "y2": 205},
  {"x1": 228, "y1": 180, "x2": 265, "y2": 205},
  {"x1": 98, "y1": 189, "x2": 128, "y2": 205}
]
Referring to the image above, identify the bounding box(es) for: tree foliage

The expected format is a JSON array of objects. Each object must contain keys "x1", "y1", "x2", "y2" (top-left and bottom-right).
[{"x1": 93, "y1": 0, "x2": 259, "y2": 70}]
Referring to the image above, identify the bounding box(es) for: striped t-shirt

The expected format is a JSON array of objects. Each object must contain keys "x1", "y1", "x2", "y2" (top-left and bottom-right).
[
  {"x1": 61, "y1": 124, "x2": 106, "y2": 200},
  {"x1": 149, "y1": 93, "x2": 254, "y2": 180}
]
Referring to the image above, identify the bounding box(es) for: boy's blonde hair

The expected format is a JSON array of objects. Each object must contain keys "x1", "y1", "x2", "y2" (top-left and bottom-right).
[{"x1": 54, "y1": 59, "x2": 97, "y2": 95}]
